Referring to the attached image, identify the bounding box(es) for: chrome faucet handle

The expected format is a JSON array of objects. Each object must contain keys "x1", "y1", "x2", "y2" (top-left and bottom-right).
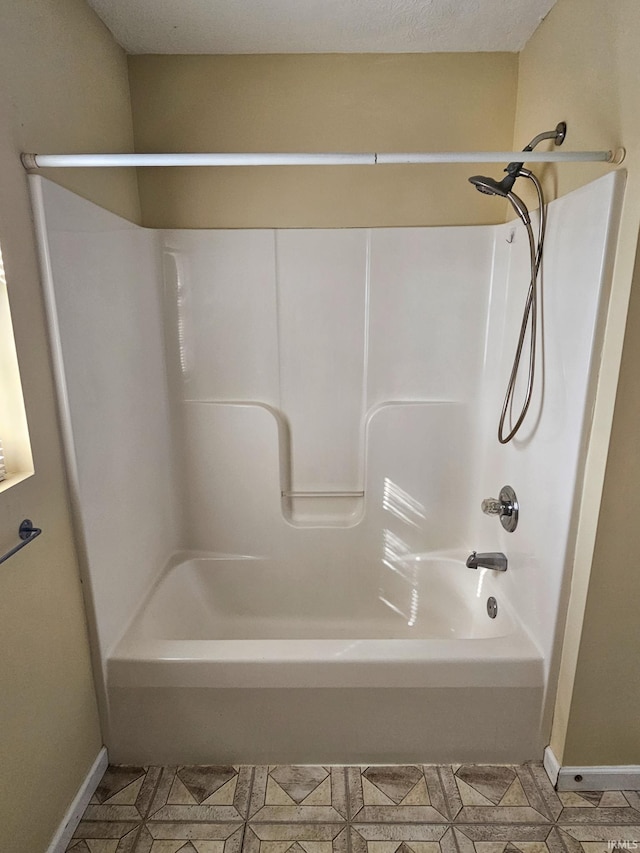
[
  {"x1": 481, "y1": 485, "x2": 519, "y2": 533},
  {"x1": 481, "y1": 498, "x2": 503, "y2": 515}
]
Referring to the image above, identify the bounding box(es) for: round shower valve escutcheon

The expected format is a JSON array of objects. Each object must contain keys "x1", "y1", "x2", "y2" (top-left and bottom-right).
[{"x1": 481, "y1": 485, "x2": 519, "y2": 533}]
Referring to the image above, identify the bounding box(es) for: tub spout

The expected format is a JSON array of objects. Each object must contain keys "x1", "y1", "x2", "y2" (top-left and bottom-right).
[{"x1": 466, "y1": 551, "x2": 508, "y2": 571}]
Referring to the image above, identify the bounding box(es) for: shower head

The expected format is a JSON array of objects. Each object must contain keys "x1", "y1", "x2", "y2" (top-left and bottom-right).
[
  {"x1": 468, "y1": 174, "x2": 516, "y2": 198},
  {"x1": 469, "y1": 174, "x2": 532, "y2": 226}
]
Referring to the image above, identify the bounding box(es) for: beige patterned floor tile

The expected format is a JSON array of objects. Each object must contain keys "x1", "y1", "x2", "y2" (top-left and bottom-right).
[
  {"x1": 514, "y1": 768, "x2": 556, "y2": 822},
  {"x1": 450, "y1": 766, "x2": 553, "y2": 825},
  {"x1": 81, "y1": 766, "x2": 163, "y2": 824},
  {"x1": 302, "y1": 778, "x2": 333, "y2": 807},
  {"x1": 96, "y1": 769, "x2": 147, "y2": 804},
  {"x1": 558, "y1": 808, "x2": 640, "y2": 825},
  {"x1": 575, "y1": 793, "x2": 605, "y2": 807},
  {"x1": 559, "y1": 793, "x2": 598, "y2": 808},
  {"x1": 352, "y1": 807, "x2": 451, "y2": 824},
  {"x1": 149, "y1": 806, "x2": 244, "y2": 822},
  {"x1": 421, "y1": 768, "x2": 452, "y2": 822},
  {"x1": 498, "y1": 779, "x2": 530, "y2": 807},
  {"x1": 177, "y1": 768, "x2": 237, "y2": 801},
  {"x1": 146, "y1": 844, "x2": 227, "y2": 853},
  {"x1": 140, "y1": 824, "x2": 244, "y2": 844},
  {"x1": 248, "y1": 825, "x2": 347, "y2": 842},
  {"x1": 266, "y1": 778, "x2": 300, "y2": 806},
  {"x1": 67, "y1": 764, "x2": 640, "y2": 853},
  {"x1": 249, "y1": 767, "x2": 347, "y2": 821},
  {"x1": 71, "y1": 822, "x2": 142, "y2": 840},
  {"x1": 525, "y1": 765, "x2": 563, "y2": 823},
  {"x1": 428, "y1": 766, "x2": 463, "y2": 821},
  {"x1": 270, "y1": 768, "x2": 329, "y2": 803},
  {"x1": 366, "y1": 842, "x2": 441, "y2": 853},
  {"x1": 148, "y1": 767, "x2": 252, "y2": 821},
  {"x1": 599, "y1": 793, "x2": 631, "y2": 808},
  {"x1": 456, "y1": 779, "x2": 495, "y2": 807},
  {"x1": 350, "y1": 823, "x2": 449, "y2": 853},
  {"x1": 455, "y1": 767, "x2": 517, "y2": 806},
  {"x1": 361, "y1": 778, "x2": 399, "y2": 807},
  {"x1": 348, "y1": 768, "x2": 446, "y2": 823},
  {"x1": 559, "y1": 825, "x2": 640, "y2": 842},
  {"x1": 544, "y1": 826, "x2": 583, "y2": 853},
  {"x1": 400, "y1": 780, "x2": 430, "y2": 808},
  {"x1": 250, "y1": 807, "x2": 348, "y2": 823},
  {"x1": 452, "y1": 765, "x2": 561, "y2": 822},
  {"x1": 451, "y1": 826, "x2": 553, "y2": 843},
  {"x1": 362, "y1": 768, "x2": 427, "y2": 805},
  {"x1": 454, "y1": 808, "x2": 551, "y2": 825},
  {"x1": 68, "y1": 827, "x2": 140, "y2": 852},
  {"x1": 440, "y1": 827, "x2": 474, "y2": 853},
  {"x1": 108, "y1": 780, "x2": 145, "y2": 806},
  {"x1": 81, "y1": 806, "x2": 143, "y2": 823},
  {"x1": 242, "y1": 824, "x2": 348, "y2": 853},
  {"x1": 166, "y1": 777, "x2": 198, "y2": 806},
  {"x1": 624, "y1": 792, "x2": 640, "y2": 812}
]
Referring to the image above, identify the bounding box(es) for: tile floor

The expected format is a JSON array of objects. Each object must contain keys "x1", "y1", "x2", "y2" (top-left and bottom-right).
[{"x1": 66, "y1": 764, "x2": 640, "y2": 853}]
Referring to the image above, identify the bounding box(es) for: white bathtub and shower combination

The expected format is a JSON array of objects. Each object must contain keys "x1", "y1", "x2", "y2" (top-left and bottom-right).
[
  {"x1": 109, "y1": 553, "x2": 542, "y2": 763},
  {"x1": 30, "y1": 167, "x2": 624, "y2": 764}
]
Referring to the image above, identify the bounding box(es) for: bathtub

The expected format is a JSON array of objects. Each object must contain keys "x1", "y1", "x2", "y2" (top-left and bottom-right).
[{"x1": 107, "y1": 553, "x2": 544, "y2": 764}]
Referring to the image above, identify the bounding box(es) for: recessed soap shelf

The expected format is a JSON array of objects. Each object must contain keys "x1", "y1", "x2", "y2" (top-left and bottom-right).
[
  {"x1": 281, "y1": 490, "x2": 365, "y2": 528},
  {"x1": 281, "y1": 490, "x2": 364, "y2": 498}
]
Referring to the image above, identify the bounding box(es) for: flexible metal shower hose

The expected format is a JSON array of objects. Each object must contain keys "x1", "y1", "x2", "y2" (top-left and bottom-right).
[{"x1": 498, "y1": 171, "x2": 546, "y2": 444}]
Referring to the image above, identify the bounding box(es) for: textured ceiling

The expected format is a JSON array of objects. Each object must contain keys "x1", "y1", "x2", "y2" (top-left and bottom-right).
[{"x1": 86, "y1": 0, "x2": 557, "y2": 54}]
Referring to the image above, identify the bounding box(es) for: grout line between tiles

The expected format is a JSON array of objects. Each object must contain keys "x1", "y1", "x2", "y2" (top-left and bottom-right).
[
  {"x1": 143, "y1": 765, "x2": 164, "y2": 820},
  {"x1": 143, "y1": 819, "x2": 249, "y2": 824},
  {"x1": 527, "y1": 762, "x2": 556, "y2": 822},
  {"x1": 129, "y1": 823, "x2": 143, "y2": 852},
  {"x1": 245, "y1": 766, "x2": 257, "y2": 822},
  {"x1": 451, "y1": 824, "x2": 462, "y2": 853},
  {"x1": 237, "y1": 821, "x2": 248, "y2": 853}
]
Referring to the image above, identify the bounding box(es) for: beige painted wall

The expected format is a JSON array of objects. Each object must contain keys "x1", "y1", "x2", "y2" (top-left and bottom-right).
[
  {"x1": 515, "y1": 0, "x2": 640, "y2": 765},
  {"x1": 128, "y1": 53, "x2": 517, "y2": 228},
  {"x1": 0, "y1": 1, "x2": 139, "y2": 850}
]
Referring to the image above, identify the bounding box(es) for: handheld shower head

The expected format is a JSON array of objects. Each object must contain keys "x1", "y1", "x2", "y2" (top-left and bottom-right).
[
  {"x1": 468, "y1": 175, "x2": 531, "y2": 226},
  {"x1": 468, "y1": 174, "x2": 516, "y2": 198}
]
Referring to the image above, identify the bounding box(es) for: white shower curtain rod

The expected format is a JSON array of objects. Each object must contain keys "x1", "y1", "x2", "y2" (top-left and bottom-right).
[{"x1": 21, "y1": 150, "x2": 623, "y2": 168}]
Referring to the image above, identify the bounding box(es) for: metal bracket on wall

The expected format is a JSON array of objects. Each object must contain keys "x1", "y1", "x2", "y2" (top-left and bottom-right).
[{"x1": 0, "y1": 519, "x2": 42, "y2": 566}]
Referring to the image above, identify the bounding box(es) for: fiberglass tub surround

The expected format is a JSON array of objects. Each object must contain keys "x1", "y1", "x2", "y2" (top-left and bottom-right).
[{"x1": 30, "y1": 170, "x2": 624, "y2": 764}]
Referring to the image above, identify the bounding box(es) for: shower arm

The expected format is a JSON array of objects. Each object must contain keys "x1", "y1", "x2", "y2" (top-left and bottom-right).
[
  {"x1": 505, "y1": 122, "x2": 568, "y2": 178},
  {"x1": 524, "y1": 122, "x2": 567, "y2": 152}
]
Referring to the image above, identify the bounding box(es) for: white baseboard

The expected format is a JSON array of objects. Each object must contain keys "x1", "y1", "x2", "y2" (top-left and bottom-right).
[
  {"x1": 543, "y1": 746, "x2": 640, "y2": 791},
  {"x1": 543, "y1": 746, "x2": 560, "y2": 786},
  {"x1": 558, "y1": 764, "x2": 640, "y2": 791},
  {"x1": 46, "y1": 747, "x2": 108, "y2": 853}
]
